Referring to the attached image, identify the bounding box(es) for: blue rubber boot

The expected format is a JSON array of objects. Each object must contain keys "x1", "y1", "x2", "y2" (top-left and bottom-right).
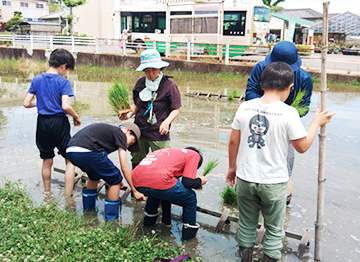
[
  {"x1": 104, "y1": 198, "x2": 121, "y2": 221},
  {"x1": 82, "y1": 188, "x2": 97, "y2": 211}
]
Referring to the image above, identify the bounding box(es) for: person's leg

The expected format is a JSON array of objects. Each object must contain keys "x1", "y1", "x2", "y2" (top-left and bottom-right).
[
  {"x1": 86, "y1": 179, "x2": 99, "y2": 190},
  {"x1": 131, "y1": 138, "x2": 150, "y2": 168},
  {"x1": 286, "y1": 142, "x2": 295, "y2": 205},
  {"x1": 42, "y1": 158, "x2": 53, "y2": 192},
  {"x1": 82, "y1": 179, "x2": 98, "y2": 211},
  {"x1": 64, "y1": 159, "x2": 75, "y2": 196},
  {"x1": 161, "y1": 199, "x2": 172, "y2": 227},
  {"x1": 235, "y1": 178, "x2": 260, "y2": 261},
  {"x1": 105, "y1": 184, "x2": 121, "y2": 221},
  {"x1": 149, "y1": 140, "x2": 171, "y2": 152},
  {"x1": 259, "y1": 182, "x2": 287, "y2": 260},
  {"x1": 135, "y1": 187, "x2": 161, "y2": 226},
  {"x1": 107, "y1": 184, "x2": 120, "y2": 200}
]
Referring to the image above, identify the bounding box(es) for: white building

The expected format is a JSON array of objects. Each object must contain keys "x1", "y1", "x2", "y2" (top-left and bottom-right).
[{"x1": 1, "y1": 0, "x2": 49, "y2": 22}]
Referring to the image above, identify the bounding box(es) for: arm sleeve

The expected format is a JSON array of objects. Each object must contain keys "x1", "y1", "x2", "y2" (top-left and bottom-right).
[
  {"x1": 299, "y1": 71, "x2": 313, "y2": 117},
  {"x1": 61, "y1": 79, "x2": 74, "y2": 97},
  {"x1": 245, "y1": 63, "x2": 264, "y2": 101},
  {"x1": 182, "y1": 177, "x2": 202, "y2": 189}
]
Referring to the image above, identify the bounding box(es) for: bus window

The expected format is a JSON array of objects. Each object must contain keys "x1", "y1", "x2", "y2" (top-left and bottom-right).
[
  {"x1": 223, "y1": 11, "x2": 246, "y2": 36},
  {"x1": 132, "y1": 12, "x2": 166, "y2": 33},
  {"x1": 254, "y1": 7, "x2": 270, "y2": 22}
]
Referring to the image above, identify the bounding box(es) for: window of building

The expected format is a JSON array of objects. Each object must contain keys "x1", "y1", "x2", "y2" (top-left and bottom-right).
[
  {"x1": 223, "y1": 11, "x2": 246, "y2": 36},
  {"x1": 36, "y1": 3, "x2": 43, "y2": 8},
  {"x1": 2, "y1": 1, "x2": 11, "y2": 6},
  {"x1": 20, "y1": 2, "x2": 28, "y2": 7}
]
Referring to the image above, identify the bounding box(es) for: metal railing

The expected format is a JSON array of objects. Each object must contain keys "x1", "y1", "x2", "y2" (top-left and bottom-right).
[{"x1": 0, "y1": 34, "x2": 275, "y2": 64}]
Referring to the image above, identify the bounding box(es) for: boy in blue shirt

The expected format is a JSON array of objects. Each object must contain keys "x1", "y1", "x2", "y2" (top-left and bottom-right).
[{"x1": 23, "y1": 48, "x2": 81, "y2": 196}]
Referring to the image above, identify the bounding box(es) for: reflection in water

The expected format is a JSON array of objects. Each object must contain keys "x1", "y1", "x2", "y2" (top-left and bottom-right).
[{"x1": 0, "y1": 80, "x2": 360, "y2": 262}]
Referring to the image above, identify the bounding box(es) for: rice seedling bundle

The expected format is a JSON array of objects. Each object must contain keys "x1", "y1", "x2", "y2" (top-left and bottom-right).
[
  {"x1": 290, "y1": 89, "x2": 309, "y2": 117},
  {"x1": 108, "y1": 81, "x2": 132, "y2": 115},
  {"x1": 202, "y1": 158, "x2": 220, "y2": 176},
  {"x1": 220, "y1": 185, "x2": 237, "y2": 206}
]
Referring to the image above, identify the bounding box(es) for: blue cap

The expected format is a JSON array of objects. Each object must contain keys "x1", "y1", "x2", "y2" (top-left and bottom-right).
[
  {"x1": 264, "y1": 41, "x2": 302, "y2": 71},
  {"x1": 136, "y1": 49, "x2": 169, "y2": 71}
]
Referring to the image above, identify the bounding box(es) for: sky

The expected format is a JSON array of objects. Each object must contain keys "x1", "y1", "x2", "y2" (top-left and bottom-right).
[{"x1": 231, "y1": 0, "x2": 360, "y2": 14}]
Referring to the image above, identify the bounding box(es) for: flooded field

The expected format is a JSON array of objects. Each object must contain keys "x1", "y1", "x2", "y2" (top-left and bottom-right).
[{"x1": 0, "y1": 76, "x2": 359, "y2": 262}]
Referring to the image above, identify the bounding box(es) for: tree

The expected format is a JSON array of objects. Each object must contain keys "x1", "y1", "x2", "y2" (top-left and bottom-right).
[
  {"x1": 49, "y1": 0, "x2": 65, "y2": 13},
  {"x1": 5, "y1": 11, "x2": 23, "y2": 32},
  {"x1": 62, "y1": 0, "x2": 86, "y2": 35},
  {"x1": 271, "y1": 5, "x2": 285, "y2": 13},
  {"x1": 262, "y1": 0, "x2": 286, "y2": 8}
]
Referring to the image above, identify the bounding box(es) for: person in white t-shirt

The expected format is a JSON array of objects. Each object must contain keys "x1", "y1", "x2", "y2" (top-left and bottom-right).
[{"x1": 226, "y1": 62, "x2": 335, "y2": 262}]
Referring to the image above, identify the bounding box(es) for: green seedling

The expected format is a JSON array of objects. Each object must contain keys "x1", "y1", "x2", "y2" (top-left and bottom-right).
[
  {"x1": 108, "y1": 81, "x2": 131, "y2": 115},
  {"x1": 202, "y1": 158, "x2": 219, "y2": 176},
  {"x1": 290, "y1": 88, "x2": 309, "y2": 117},
  {"x1": 220, "y1": 185, "x2": 237, "y2": 206}
]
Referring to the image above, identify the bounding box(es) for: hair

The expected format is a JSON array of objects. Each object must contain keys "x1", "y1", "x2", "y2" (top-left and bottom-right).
[
  {"x1": 260, "y1": 62, "x2": 294, "y2": 91},
  {"x1": 129, "y1": 130, "x2": 137, "y2": 141},
  {"x1": 185, "y1": 147, "x2": 203, "y2": 169},
  {"x1": 48, "y1": 48, "x2": 75, "y2": 70}
]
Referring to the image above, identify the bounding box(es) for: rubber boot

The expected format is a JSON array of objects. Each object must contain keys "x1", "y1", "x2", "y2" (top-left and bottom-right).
[
  {"x1": 161, "y1": 200, "x2": 171, "y2": 227},
  {"x1": 262, "y1": 254, "x2": 278, "y2": 262},
  {"x1": 239, "y1": 246, "x2": 254, "y2": 262},
  {"x1": 82, "y1": 187, "x2": 97, "y2": 211},
  {"x1": 143, "y1": 211, "x2": 159, "y2": 227},
  {"x1": 181, "y1": 223, "x2": 200, "y2": 241},
  {"x1": 104, "y1": 198, "x2": 121, "y2": 221}
]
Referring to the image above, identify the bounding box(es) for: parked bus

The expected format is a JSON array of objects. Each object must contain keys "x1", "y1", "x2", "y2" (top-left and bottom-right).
[{"x1": 115, "y1": 1, "x2": 270, "y2": 55}]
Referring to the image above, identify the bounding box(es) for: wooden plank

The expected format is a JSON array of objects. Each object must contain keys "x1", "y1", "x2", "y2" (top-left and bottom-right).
[
  {"x1": 215, "y1": 208, "x2": 230, "y2": 232},
  {"x1": 97, "y1": 179, "x2": 107, "y2": 193},
  {"x1": 121, "y1": 187, "x2": 132, "y2": 202},
  {"x1": 53, "y1": 167, "x2": 305, "y2": 241},
  {"x1": 297, "y1": 229, "x2": 311, "y2": 259}
]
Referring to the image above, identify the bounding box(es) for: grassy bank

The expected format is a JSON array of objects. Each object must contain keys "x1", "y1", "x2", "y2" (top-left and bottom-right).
[
  {"x1": 0, "y1": 181, "x2": 189, "y2": 262},
  {"x1": 0, "y1": 59, "x2": 360, "y2": 93}
]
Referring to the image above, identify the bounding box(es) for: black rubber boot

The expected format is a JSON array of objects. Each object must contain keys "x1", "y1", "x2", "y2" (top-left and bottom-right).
[
  {"x1": 143, "y1": 212, "x2": 158, "y2": 227},
  {"x1": 239, "y1": 246, "x2": 254, "y2": 262},
  {"x1": 262, "y1": 254, "x2": 278, "y2": 262},
  {"x1": 181, "y1": 223, "x2": 200, "y2": 241}
]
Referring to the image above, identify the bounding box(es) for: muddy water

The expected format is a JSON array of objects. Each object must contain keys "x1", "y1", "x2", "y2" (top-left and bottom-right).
[{"x1": 0, "y1": 79, "x2": 359, "y2": 262}]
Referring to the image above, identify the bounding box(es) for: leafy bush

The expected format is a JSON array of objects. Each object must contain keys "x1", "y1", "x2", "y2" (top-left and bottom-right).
[
  {"x1": 296, "y1": 45, "x2": 312, "y2": 56},
  {"x1": 220, "y1": 185, "x2": 237, "y2": 206}
]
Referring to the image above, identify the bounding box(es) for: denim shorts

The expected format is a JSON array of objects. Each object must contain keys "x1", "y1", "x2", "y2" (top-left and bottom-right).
[{"x1": 67, "y1": 150, "x2": 123, "y2": 185}]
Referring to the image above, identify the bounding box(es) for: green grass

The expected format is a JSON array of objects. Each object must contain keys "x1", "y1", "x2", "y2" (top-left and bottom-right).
[
  {"x1": 290, "y1": 89, "x2": 309, "y2": 117},
  {"x1": 226, "y1": 88, "x2": 240, "y2": 101},
  {"x1": 0, "y1": 180, "x2": 187, "y2": 261},
  {"x1": 202, "y1": 159, "x2": 220, "y2": 176},
  {"x1": 220, "y1": 185, "x2": 237, "y2": 206},
  {"x1": 108, "y1": 81, "x2": 131, "y2": 114}
]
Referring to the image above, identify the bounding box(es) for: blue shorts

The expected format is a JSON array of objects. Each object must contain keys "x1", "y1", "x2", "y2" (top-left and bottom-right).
[{"x1": 67, "y1": 151, "x2": 123, "y2": 185}]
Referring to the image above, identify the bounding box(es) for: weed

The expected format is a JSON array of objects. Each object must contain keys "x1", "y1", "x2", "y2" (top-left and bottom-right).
[
  {"x1": 227, "y1": 88, "x2": 240, "y2": 101},
  {"x1": 0, "y1": 180, "x2": 187, "y2": 261}
]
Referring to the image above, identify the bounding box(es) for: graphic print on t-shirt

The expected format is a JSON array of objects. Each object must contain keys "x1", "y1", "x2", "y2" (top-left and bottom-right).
[{"x1": 248, "y1": 114, "x2": 269, "y2": 149}]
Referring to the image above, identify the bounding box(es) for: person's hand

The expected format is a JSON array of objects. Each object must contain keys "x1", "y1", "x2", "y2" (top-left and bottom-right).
[
  {"x1": 118, "y1": 111, "x2": 131, "y2": 121},
  {"x1": 199, "y1": 176, "x2": 207, "y2": 185},
  {"x1": 312, "y1": 108, "x2": 335, "y2": 127},
  {"x1": 159, "y1": 121, "x2": 170, "y2": 135},
  {"x1": 133, "y1": 191, "x2": 146, "y2": 201},
  {"x1": 73, "y1": 116, "x2": 81, "y2": 127},
  {"x1": 120, "y1": 181, "x2": 124, "y2": 189},
  {"x1": 226, "y1": 168, "x2": 236, "y2": 187}
]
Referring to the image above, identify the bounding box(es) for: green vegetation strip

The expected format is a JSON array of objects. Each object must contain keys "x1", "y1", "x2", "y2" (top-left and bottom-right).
[{"x1": 0, "y1": 181, "x2": 186, "y2": 261}]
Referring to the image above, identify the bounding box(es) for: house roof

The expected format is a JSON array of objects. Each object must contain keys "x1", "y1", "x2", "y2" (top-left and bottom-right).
[
  {"x1": 276, "y1": 8, "x2": 322, "y2": 19},
  {"x1": 40, "y1": 9, "x2": 69, "y2": 20},
  {"x1": 305, "y1": 11, "x2": 360, "y2": 35},
  {"x1": 272, "y1": 13, "x2": 316, "y2": 27}
]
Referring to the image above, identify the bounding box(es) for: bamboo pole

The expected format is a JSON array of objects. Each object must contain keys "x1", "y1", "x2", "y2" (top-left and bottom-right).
[{"x1": 314, "y1": 2, "x2": 329, "y2": 261}]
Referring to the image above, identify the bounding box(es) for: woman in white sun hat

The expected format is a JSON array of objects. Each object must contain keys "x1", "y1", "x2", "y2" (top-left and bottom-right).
[
  {"x1": 120, "y1": 49, "x2": 181, "y2": 227},
  {"x1": 119, "y1": 49, "x2": 181, "y2": 169}
]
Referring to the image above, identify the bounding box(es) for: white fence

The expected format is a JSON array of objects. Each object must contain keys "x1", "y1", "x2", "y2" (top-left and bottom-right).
[{"x1": 0, "y1": 34, "x2": 272, "y2": 64}]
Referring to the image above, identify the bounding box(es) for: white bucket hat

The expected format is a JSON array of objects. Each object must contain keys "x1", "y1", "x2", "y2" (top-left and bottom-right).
[{"x1": 136, "y1": 49, "x2": 169, "y2": 71}]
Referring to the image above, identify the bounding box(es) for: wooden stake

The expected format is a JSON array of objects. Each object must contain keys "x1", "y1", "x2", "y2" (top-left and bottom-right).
[{"x1": 315, "y1": 2, "x2": 329, "y2": 261}]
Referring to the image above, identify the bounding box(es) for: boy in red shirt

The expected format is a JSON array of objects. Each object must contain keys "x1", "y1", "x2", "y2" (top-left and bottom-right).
[{"x1": 132, "y1": 147, "x2": 207, "y2": 241}]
